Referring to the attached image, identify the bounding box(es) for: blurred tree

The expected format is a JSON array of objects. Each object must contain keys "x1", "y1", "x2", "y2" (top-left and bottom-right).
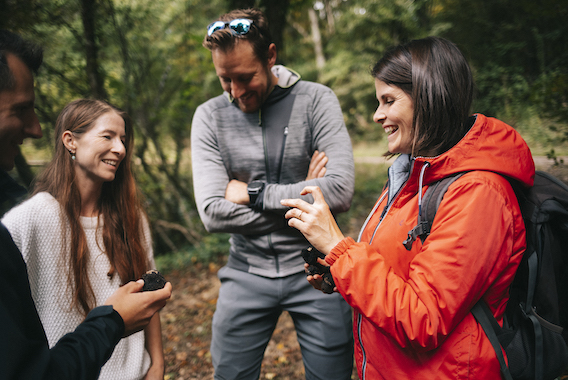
[
  {"x1": 1, "y1": 0, "x2": 227, "y2": 254},
  {"x1": 3, "y1": 0, "x2": 568, "y2": 255},
  {"x1": 80, "y1": 0, "x2": 107, "y2": 99},
  {"x1": 435, "y1": 0, "x2": 568, "y2": 129},
  {"x1": 0, "y1": 0, "x2": 43, "y2": 30},
  {"x1": 285, "y1": 0, "x2": 436, "y2": 142}
]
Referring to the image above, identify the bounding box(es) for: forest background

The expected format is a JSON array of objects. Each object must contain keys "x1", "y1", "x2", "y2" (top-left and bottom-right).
[
  {"x1": 3, "y1": 0, "x2": 568, "y2": 378},
  {"x1": 0, "y1": 0, "x2": 567, "y2": 268}
]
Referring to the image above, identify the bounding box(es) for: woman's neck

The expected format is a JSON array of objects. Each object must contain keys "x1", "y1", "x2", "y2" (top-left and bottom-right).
[{"x1": 77, "y1": 182, "x2": 102, "y2": 217}]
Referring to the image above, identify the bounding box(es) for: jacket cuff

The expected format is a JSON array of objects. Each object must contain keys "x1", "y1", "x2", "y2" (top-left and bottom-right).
[
  {"x1": 86, "y1": 305, "x2": 125, "y2": 339},
  {"x1": 325, "y1": 236, "x2": 356, "y2": 265}
]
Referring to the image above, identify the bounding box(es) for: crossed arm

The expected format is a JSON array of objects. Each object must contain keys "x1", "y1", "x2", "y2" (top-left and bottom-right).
[{"x1": 225, "y1": 151, "x2": 329, "y2": 204}]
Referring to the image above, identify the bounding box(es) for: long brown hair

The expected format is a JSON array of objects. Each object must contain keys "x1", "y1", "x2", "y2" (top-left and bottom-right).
[
  {"x1": 33, "y1": 98, "x2": 150, "y2": 316},
  {"x1": 371, "y1": 36, "x2": 474, "y2": 157}
]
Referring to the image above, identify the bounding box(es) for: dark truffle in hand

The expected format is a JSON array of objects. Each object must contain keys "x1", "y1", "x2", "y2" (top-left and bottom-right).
[{"x1": 141, "y1": 270, "x2": 167, "y2": 291}]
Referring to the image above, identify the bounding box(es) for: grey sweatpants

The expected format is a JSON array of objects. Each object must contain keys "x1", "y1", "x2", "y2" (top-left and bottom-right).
[{"x1": 210, "y1": 266, "x2": 354, "y2": 380}]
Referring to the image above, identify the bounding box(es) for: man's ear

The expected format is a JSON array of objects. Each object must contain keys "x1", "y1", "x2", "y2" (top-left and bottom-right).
[
  {"x1": 62, "y1": 131, "x2": 76, "y2": 152},
  {"x1": 267, "y1": 43, "x2": 277, "y2": 68}
]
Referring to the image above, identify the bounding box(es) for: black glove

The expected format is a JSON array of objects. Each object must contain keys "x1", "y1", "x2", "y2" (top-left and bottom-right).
[{"x1": 301, "y1": 246, "x2": 335, "y2": 294}]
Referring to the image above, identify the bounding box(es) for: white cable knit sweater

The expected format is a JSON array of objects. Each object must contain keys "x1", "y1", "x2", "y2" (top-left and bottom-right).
[{"x1": 2, "y1": 192, "x2": 154, "y2": 380}]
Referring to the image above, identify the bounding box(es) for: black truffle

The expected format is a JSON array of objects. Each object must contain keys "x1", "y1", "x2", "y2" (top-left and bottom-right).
[{"x1": 141, "y1": 270, "x2": 167, "y2": 291}]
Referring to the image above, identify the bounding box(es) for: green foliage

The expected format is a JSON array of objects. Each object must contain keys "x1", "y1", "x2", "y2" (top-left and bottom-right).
[
  {"x1": 285, "y1": 0, "x2": 437, "y2": 142},
  {"x1": 435, "y1": 0, "x2": 568, "y2": 137},
  {"x1": 155, "y1": 233, "x2": 230, "y2": 273},
  {"x1": 4, "y1": 0, "x2": 568, "y2": 265},
  {"x1": 336, "y1": 161, "x2": 390, "y2": 238},
  {"x1": 4, "y1": 0, "x2": 228, "y2": 254}
]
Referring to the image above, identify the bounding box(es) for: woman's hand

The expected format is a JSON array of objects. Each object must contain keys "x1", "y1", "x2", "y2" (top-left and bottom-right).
[
  {"x1": 105, "y1": 280, "x2": 172, "y2": 337},
  {"x1": 281, "y1": 186, "x2": 345, "y2": 255}
]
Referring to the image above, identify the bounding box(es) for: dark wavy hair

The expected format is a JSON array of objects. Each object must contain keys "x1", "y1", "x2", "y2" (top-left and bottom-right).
[
  {"x1": 372, "y1": 36, "x2": 474, "y2": 157},
  {"x1": 0, "y1": 29, "x2": 43, "y2": 92},
  {"x1": 33, "y1": 99, "x2": 150, "y2": 316},
  {"x1": 203, "y1": 8, "x2": 273, "y2": 63}
]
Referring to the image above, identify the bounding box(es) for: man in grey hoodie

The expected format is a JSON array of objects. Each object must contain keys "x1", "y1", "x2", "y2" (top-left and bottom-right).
[{"x1": 191, "y1": 8, "x2": 355, "y2": 380}]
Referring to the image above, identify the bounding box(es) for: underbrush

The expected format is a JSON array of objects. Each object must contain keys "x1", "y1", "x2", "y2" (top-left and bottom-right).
[{"x1": 155, "y1": 233, "x2": 230, "y2": 273}]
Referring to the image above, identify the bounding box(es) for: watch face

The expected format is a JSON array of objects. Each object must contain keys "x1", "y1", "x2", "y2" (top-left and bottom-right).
[{"x1": 248, "y1": 181, "x2": 264, "y2": 192}]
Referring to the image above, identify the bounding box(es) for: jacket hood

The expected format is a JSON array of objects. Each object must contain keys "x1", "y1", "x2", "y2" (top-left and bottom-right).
[
  {"x1": 263, "y1": 65, "x2": 301, "y2": 106},
  {"x1": 415, "y1": 114, "x2": 535, "y2": 188}
]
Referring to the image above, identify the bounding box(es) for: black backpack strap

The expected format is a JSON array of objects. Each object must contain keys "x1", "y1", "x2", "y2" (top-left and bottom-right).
[
  {"x1": 403, "y1": 172, "x2": 468, "y2": 250},
  {"x1": 471, "y1": 301, "x2": 514, "y2": 380},
  {"x1": 525, "y1": 250, "x2": 544, "y2": 380},
  {"x1": 471, "y1": 235, "x2": 542, "y2": 380},
  {"x1": 524, "y1": 249, "x2": 538, "y2": 313}
]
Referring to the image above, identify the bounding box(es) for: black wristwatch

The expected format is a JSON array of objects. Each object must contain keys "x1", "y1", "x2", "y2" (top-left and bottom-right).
[{"x1": 247, "y1": 180, "x2": 265, "y2": 204}]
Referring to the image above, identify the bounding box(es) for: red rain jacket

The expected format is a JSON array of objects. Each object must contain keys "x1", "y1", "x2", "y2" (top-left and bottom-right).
[{"x1": 327, "y1": 114, "x2": 535, "y2": 379}]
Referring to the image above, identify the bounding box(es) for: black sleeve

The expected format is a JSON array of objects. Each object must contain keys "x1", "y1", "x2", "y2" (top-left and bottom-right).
[
  {"x1": 0, "y1": 223, "x2": 125, "y2": 380},
  {"x1": 44, "y1": 306, "x2": 124, "y2": 379}
]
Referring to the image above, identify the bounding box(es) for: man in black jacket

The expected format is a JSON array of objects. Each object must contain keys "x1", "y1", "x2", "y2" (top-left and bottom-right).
[{"x1": 0, "y1": 29, "x2": 172, "y2": 379}]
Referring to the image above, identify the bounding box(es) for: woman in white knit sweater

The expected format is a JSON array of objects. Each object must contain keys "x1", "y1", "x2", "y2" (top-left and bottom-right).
[{"x1": 2, "y1": 99, "x2": 164, "y2": 380}]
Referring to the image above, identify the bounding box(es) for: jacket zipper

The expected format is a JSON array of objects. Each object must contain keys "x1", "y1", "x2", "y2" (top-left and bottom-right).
[
  {"x1": 276, "y1": 127, "x2": 288, "y2": 183},
  {"x1": 271, "y1": 127, "x2": 289, "y2": 273},
  {"x1": 357, "y1": 313, "x2": 368, "y2": 380},
  {"x1": 261, "y1": 111, "x2": 280, "y2": 273},
  {"x1": 355, "y1": 159, "x2": 420, "y2": 379}
]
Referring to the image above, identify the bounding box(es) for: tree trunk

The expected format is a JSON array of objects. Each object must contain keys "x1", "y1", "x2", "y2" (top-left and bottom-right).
[
  {"x1": 81, "y1": 0, "x2": 107, "y2": 99},
  {"x1": 308, "y1": 7, "x2": 325, "y2": 69},
  {"x1": 228, "y1": 0, "x2": 255, "y2": 9},
  {"x1": 261, "y1": 0, "x2": 290, "y2": 62},
  {"x1": 324, "y1": 0, "x2": 335, "y2": 34}
]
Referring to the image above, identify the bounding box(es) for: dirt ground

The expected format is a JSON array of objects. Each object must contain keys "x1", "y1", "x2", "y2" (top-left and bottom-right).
[{"x1": 161, "y1": 260, "x2": 350, "y2": 380}]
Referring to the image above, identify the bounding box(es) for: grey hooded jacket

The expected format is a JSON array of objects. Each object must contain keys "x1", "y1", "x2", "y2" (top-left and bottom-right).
[{"x1": 191, "y1": 65, "x2": 355, "y2": 278}]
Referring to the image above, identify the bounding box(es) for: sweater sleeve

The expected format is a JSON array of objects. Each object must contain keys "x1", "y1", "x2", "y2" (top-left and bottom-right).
[{"x1": 262, "y1": 85, "x2": 355, "y2": 214}]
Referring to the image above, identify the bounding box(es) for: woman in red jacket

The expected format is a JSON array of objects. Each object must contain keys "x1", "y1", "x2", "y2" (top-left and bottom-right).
[{"x1": 281, "y1": 36, "x2": 535, "y2": 379}]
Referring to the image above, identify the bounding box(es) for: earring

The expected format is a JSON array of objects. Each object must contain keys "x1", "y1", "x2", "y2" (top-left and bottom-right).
[{"x1": 69, "y1": 149, "x2": 76, "y2": 160}]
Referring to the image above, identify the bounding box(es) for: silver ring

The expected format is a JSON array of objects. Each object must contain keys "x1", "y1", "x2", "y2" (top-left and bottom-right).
[{"x1": 298, "y1": 211, "x2": 303, "y2": 220}]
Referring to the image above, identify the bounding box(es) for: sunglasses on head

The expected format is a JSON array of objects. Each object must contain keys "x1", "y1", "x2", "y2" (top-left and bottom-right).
[{"x1": 207, "y1": 18, "x2": 253, "y2": 36}]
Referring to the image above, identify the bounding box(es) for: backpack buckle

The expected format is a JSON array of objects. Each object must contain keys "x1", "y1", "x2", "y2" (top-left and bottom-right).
[{"x1": 403, "y1": 221, "x2": 429, "y2": 250}]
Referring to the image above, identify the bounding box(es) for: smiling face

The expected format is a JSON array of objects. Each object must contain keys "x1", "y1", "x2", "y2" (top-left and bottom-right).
[
  {"x1": 63, "y1": 111, "x2": 126, "y2": 191},
  {"x1": 373, "y1": 79, "x2": 415, "y2": 155},
  {"x1": 211, "y1": 39, "x2": 277, "y2": 113},
  {"x1": 0, "y1": 53, "x2": 42, "y2": 171}
]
